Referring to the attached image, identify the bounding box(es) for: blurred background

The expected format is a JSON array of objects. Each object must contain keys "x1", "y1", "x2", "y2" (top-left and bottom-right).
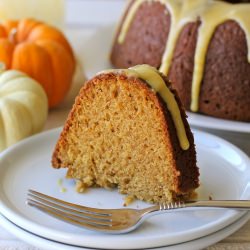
[{"x1": 0, "y1": 0, "x2": 126, "y2": 28}]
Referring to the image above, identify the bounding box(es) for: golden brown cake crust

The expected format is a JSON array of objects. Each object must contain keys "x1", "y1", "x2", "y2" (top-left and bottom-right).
[
  {"x1": 158, "y1": 73, "x2": 199, "y2": 192},
  {"x1": 52, "y1": 71, "x2": 199, "y2": 203}
]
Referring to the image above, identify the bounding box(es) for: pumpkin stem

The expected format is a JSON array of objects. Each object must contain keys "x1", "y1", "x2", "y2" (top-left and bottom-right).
[{"x1": 9, "y1": 28, "x2": 17, "y2": 44}]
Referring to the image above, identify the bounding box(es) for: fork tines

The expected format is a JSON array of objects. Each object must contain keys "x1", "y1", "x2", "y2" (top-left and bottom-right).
[{"x1": 27, "y1": 189, "x2": 113, "y2": 230}]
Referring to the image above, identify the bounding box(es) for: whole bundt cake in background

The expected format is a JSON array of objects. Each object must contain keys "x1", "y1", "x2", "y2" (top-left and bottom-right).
[
  {"x1": 52, "y1": 64, "x2": 199, "y2": 203},
  {"x1": 111, "y1": 0, "x2": 250, "y2": 122}
]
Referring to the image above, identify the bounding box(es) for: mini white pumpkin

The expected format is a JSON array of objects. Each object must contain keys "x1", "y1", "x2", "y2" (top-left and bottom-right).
[{"x1": 0, "y1": 69, "x2": 48, "y2": 152}]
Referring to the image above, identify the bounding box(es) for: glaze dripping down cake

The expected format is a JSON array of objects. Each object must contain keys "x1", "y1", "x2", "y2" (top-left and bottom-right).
[
  {"x1": 111, "y1": 0, "x2": 250, "y2": 121},
  {"x1": 52, "y1": 65, "x2": 199, "y2": 203}
]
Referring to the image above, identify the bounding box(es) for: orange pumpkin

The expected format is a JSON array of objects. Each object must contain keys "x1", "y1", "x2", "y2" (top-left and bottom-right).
[{"x1": 0, "y1": 18, "x2": 75, "y2": 108}]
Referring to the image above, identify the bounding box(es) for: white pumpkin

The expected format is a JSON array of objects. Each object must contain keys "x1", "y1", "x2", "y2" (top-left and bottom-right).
[{"x1": 0, "y1": 69, "x2": 48, "y2": 152}]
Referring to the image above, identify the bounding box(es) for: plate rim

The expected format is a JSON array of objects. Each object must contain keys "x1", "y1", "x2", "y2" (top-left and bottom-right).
[
  {"x1": 0, "y1": 212, "x2": 249, "y2": 250},
  {"x1": 187, "y1": 112, "x2": 250, "y2": 133},
  {"x1": 0, "y1": 127, "x2": 249, "y2": 249}
]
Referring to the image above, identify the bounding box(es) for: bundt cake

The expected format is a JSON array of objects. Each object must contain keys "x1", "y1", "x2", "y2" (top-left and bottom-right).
[
  {"x1": 52, "y1": 64, "x2": 199, "y2": 203},
  {"x1": 111, "y1": 0, "x2": 250, "y2": 121}
]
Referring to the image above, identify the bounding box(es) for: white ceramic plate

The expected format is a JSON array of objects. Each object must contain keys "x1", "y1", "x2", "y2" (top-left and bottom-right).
[
  {"x1": 0, "y1": 128, "x2": 249, "y2": 249},
  {"x1": 187, "y1": 112, "x2": 250, "y2": 133},
  {"x1": 80, "y1": 25, "x2": 250, "y2": 134},
  {"x1": 0, "y1": 212, "x2": 249, "y2": 250}
]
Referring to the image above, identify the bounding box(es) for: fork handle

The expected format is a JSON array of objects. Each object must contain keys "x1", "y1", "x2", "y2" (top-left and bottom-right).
[
  {"x1": 185, "y1": 200, "x2": 250, "y2": 209},
  {"x1": 142, "y1": 200, "x2": 250, "y2": 215}
]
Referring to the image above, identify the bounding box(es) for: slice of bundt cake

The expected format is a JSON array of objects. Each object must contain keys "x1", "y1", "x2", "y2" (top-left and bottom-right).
[{"x1": 52, "y1": 65, "x2": 199, "y2": 203}]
